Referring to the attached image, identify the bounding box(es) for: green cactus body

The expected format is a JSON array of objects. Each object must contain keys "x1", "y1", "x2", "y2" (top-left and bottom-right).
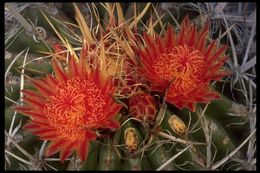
[
  {"x1": 96, "y1": 137, "x2": 121, "y2": 170},
  {"x1": 80, "y1": 140, "x2": 101, "y2": 170}
]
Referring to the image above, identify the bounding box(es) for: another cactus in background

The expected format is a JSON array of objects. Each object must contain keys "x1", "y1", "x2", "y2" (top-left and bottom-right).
[{"x1": 5, "y1": 2, "x2": 256, "y2": 171}]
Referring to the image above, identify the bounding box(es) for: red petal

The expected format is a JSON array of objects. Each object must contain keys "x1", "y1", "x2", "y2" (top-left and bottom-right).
[
  {"x1": 165, "y1": 24, "x2": 174, "y2": 48},
  {"x1": 39, "y1": 132, "x2": 59, "y2": 140},
  {"x1": 178, "y1": 28, "x2": 185, "y2": 45},
  {"x1": 189, "y1": 81, "x2": 206, "y2": 92},
  {"x1": 31, "y1": 79, "x2": 52, "y2": 97},
  {"x1": 178, "y1": 16, "x2": 189, "y2": 45},
  {"x1": 172, "y1": 100, "x2": 185, "y2": 110},
  {"x1": 60, "y1": 149, "x2": 74, "y2": 163},
  {"x1": 32, "y1": 127, "x2": 54, "y2": 134},
  {"x1": 140, "y1": 49, "x2": 151, "y2": 62},
  {"x1": 85, "y1": 130, "x2": 97, "y2": 140},
  {"x1": 193, "y1": 88, "x2": 220, "y2": 102},
  {"x1": 207, "y1": 56, "x2": 228, "y2": 75},
  {"x1": 69, "y1": 55, "x2": 79, "y2": 76},
  {"x1": 17, "y1": 108, "x2": 47, "y2": 123},
  {"x1": 187, "y1": 103, "x2": 196, "y2": 112},
  {"x1": 78, "y1": 48, "x2": 89, "y2": 77},
  {"x1": 46, "y1": 140, "x2": 66, "y2": 157},
  {"x1": 20, "y1": 110, "x2": 45, "y2": 120},
  {"x1": 77, "y1": 139, "x2": 89, "y2": 161},
  {"x1": 152, "y1": 37, "x2": 160, "y2": 57},
  {"x1": 101, "y1": 80, "x2": 113, "y2": 96},
  {"x1": 15, "y1": 106, "x2": 31, "y2": 112},
  {"x1": 188, "y1": 26, "x2": 196, "y2": 46},
  {"x1": 80, "y1": 42, "x2": 88, "y2": 63},
  {"x1": 52, "y1": 58, "x2": 68, "y2": 82},
  {"x1": 106, "y1": 104, "x2": 122, "y2": 119},
  {"x1": 199, "y1": 22, "x2": 209, "y2": 38},
  {"x1": 45, "y1": 74, "x2": 59, "y2": 88},
  {"x1": 206, "y1": 45, "x2": 227, "y2": 64},
  {"x1": 204, "y1": 41, "x2": 216, "y2": 57},
  {"x1": 106, "y1": 120, "x2": 120, "y2": 129},
  {"x1": 93, "y1": 67, "x2": 101, "y2": 86},
  {"x1": 144, "y1": 33, "x2": 158, "y2": 57},
  {"x1": 144, "y1": 47, "x2": 154, "y2": 60},
  {"x1": 209, "y1": 71, "x2": 231, "y2": 81},
  {"x1": 215, "y1": 54, "x2": 229, "y2": 66},
  {"x1": 23, "y1": 96, "x2": 45, "y2": 108},
  {"x1": 140, "y1": 56, "x2": 156, "y2": 73},
  {"x1": 156, "y1": 34, "x2": 165, "y2": 52},
  {"x1": 23, "y1": 122, "x2": 41, "y2": 130},
  {"x1": 197, "y1": 29, "x2": 208, "y2": 51},
  {"x1": 144, "y1": 32, "x2": 154, "y2": 48},
  {"x1": 60, "y1": 140, "x2": 78, "y2": 162},
  {"x1": 182, "y1": 15, "x2": 190, "y2": 27},
  {"x1": 21, "y1": 90, "x2": 40, "y2": 98},
  {"x1": 204, "y1": 90, "x2": 220, "y2": 98},
  {"x1": 150, "y1": 81, "x2": 169, "y2": 92},
  {"x1": 17, "y1": 108, "x2": 46, "y2": 120}
]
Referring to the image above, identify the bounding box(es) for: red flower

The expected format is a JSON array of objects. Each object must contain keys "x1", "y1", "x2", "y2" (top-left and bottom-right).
[
  {"x1": 139, "y1": 16, "x2": 229, "y2": 112},
  {"x1": 114, "y1": 58, "x2": 145, "y2": 97},
  {"x1": 16, "y1": 45, "x2": 122, "y2": 162},
  {"x1": 128, "y1": 91, "x2": 158, "y2": 126}
]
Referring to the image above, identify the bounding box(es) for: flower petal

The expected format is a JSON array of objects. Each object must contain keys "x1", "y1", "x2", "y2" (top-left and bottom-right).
[
  {"x1": 85, "y1": 130, "x2": 97, "y2": 140},
  {"x1": 52, "y1": 58, "x2": 68, "y2": 81},
  {"x1": 45, "y1": 74, "x2": 59, "y2": 88},
  {"x1": 165, "y1": 24, "x2": 175, "y2": 48},
  {"x1": 69, "y1": 55, "x2": 79, "y2": 76},
  {"x1": 60, "y1": 140, "x2": 78, "y2": 162},
  {"x1": 31, "y1": 79, "x2": 52, "y2": 97},
  {"x1": 106, "y1": 120, "x2": 120, "y2": 129},
  {"x1": 76, "y1": 138, "x2": 89, "y2": 162},
  {"x1": 23, "y1": 122, "x2": 41, "y2": 130},
  {"x1": 46, "y1": 140, "x2": 66, "y2": 157},
  {"x1": 23, "y1": 96, "x2": 45, "y2": 109}
]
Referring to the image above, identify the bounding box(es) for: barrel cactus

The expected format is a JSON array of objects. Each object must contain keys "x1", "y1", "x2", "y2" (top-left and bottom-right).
[{"x1": 5, "y1": 2, "x2": 256, "y2": 170}]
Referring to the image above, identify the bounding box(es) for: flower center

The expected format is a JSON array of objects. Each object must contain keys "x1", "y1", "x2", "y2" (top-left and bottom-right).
[
  {"x1": 153, "y1": 44, "x2": 205, "y2": 95},
  {"x1": 44, "y1": 77, "x2": 106, "y2": 141}
]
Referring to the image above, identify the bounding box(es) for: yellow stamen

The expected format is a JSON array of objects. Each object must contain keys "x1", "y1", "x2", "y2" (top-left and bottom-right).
[
  {"x1": 153, "y1": 44, "x2": 205, "y2": 95},
  {"x1": 44, "y1": 77, "x2": 106, "y2": 141}
]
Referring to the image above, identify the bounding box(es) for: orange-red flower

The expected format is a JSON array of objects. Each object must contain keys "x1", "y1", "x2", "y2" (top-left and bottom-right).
[
  {"x1": 16, "y1": 45, "x2": 122, "y2": 162},
  {"x1": 128, "y1": 91, "x2": 158, "y2": 126},
  {"x1": 139, "y1": 16, "x2": 229, "y2": 112}
]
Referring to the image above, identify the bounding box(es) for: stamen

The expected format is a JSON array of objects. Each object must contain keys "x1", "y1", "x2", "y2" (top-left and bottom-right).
[
  {"x1": 44, "y1": 77, "x2": 106, "y2": 141},
  {"x1": 153, "y1": 44, "x2": 205, "y2": 95}
]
